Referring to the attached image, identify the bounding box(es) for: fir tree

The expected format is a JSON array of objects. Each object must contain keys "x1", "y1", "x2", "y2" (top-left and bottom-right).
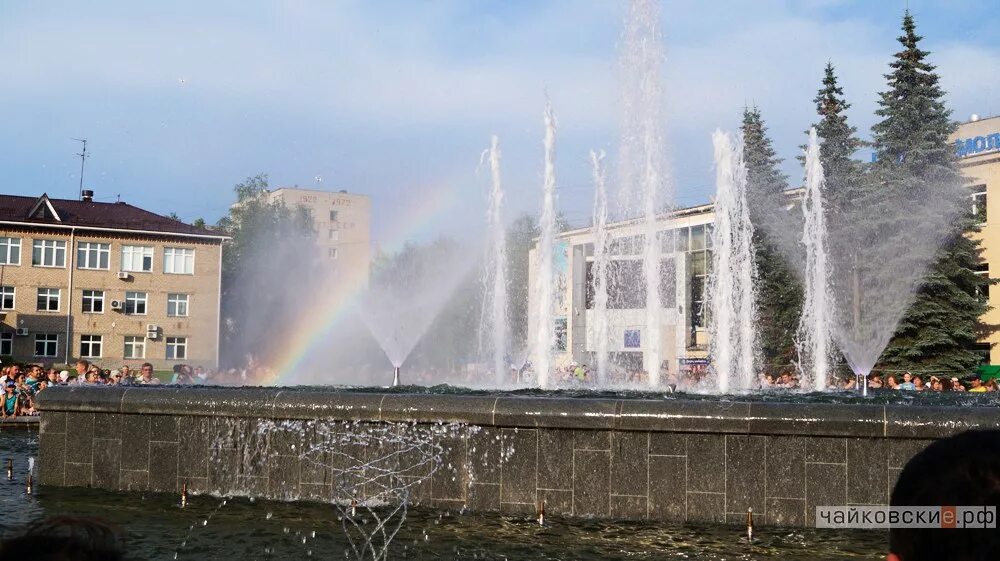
[
  {"x1": 809, "y1": 62, "x2": 865, "y2": 214},
  {"x1": 742, "y1": 106, "x2": 803, "y2": 372},
  {"x1": 871, "y1": 12, "x2": 990, "y2": 375},
  {"x1": 806, "y1": 62, "x2": 867, "y2": 378}
]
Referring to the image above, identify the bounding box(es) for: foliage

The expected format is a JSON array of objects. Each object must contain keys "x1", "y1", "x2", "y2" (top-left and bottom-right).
[
  {"x1": 217, "y1": 173, "x2": 319, "y2": 366},
  {"x1": 871, "y1": 12, "x2": 992, "y2": 374},
  {"x1": 741, "y1": 107, "x2": 803, "y2": 372}
]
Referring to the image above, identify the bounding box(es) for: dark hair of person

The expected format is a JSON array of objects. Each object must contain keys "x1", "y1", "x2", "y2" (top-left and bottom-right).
[
  {"x1": 0, "y1": 516, "x2": 125, "y2": 561},
  {"x1": 889, "y1": 430, "x2": 1000, "y2": 561}
]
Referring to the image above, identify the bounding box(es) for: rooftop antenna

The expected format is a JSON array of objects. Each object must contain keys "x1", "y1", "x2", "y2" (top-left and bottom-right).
[{"x1": 72, "y1": 138, "x2": 88, "y2": 200}]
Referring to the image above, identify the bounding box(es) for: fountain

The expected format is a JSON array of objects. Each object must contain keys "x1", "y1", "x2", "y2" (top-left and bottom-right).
[
  {"x1": 796, "y1": 128, "x2": 834, "y2": 392},
  {"x1": 531, "y1": 98, "x2": 558, "y2": 388},
  {"x1": 619, "y1": 0, "x2": 670, "y2": 384},
  {"x1": 358, "y1": 241, "x2": 476, "y2": 385},
  {"x1": 480, "y1": 135, "x2": 510, "y2": 386},
  {"x1": 708, "y1": 130, "x2": 758, "y2": 392},
  {"x1": 590, "y1": 149, "x2": 611, "y2": 384}
]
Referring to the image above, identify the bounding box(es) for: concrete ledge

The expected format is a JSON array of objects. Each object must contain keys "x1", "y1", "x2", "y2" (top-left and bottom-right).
[
  {"x1": 33, "y1": 385, "x2": 1000, "y2": 527},
  {"x1": 36, "y1": 386, "x2": 1000, "y2": 438}
]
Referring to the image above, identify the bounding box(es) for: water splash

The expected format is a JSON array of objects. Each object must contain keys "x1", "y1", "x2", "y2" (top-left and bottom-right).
[
  {"x1": 359, "y1": 243, "x2": 476, "y2": 377},
  {"x1": 708, "y1": 130, "x2": 758, "y2": 392},
  {"x1": 796, "y1": 128, "x2": 833, "y2": 391},
  {"x1": 590, "y1": 149, "x2": 610, "y2": 384},
  {"x1": 619, "y1": 0, "x2": 669, "y2": 384},
  {"x1": 532, "y1": 98, "x2": 558, "y2": 388},
  {"x1": 479, "y1": 135, "x2": 509, "y2": 385}
]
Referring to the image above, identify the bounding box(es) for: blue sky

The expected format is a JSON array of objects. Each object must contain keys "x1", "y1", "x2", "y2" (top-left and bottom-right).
[{"x1": 2, "y1": 1, "x2": 999, "y2": 246}]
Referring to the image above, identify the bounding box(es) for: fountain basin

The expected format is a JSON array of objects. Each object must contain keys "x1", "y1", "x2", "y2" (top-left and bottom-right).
[{"x1": 36, "y1": 385, "x2": 1000, "y2": 527}]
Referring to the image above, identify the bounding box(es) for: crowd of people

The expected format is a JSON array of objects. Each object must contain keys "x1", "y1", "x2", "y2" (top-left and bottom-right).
[
  {"x1": 760, "y1": 369, "x2": 1000, "y2": 392},
  {"x1": 0, "y1": 360, "x2": 278, "y2": 419}
]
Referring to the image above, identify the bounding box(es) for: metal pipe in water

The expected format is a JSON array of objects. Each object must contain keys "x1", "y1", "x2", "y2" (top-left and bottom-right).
[
  {"x1": 5, "y1": 459, "x2": 11, "y2": 481},
  {"x1": 746, "y1": 507, "x2": 753, "y2": 542},
  {"x1": 25, "y1": 474, "x2": 32, "y2": 495},
  {"x1": 181, "y1": 482, "x2": 188, "y2": 508},
  {"x1": 392, "y1": 367, "x2": 401, "y2": 387}
]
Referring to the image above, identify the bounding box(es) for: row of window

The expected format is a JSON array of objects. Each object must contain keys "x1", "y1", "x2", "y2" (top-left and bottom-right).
[
  {"x1": 0, "y1": 286, "x2": 190, "y2": 316},
  {"x1": 0, "y1": 238, "x2": 195, "y2": 274},
  {"x1": 0, "y1": 333, "x2": 187, "y2": 360}
]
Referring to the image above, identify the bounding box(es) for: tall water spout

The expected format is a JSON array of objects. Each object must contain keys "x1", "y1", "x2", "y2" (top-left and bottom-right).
[
  {"x1": 619, "y1": 0, "x2": 669, "y2": 385},
  {"x1": 797, "y1": 128, "x2": 833, "y2": 391},
  {"x1": 708, "y1": 130, "x2": 758, "y2": 392},
  {"x1": 590, "y1": 149, "x2": 610, "y2": 384},
  {"x1": 532, "y1": 99, "x2": 558, "y2": 388},
  {"x1": 481, "y1": 135, "x2": 509, "y2": 385}
]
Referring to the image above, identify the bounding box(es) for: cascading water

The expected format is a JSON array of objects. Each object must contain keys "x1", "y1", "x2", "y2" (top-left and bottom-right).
[
  {"x1": 590, "y1": 149, "x2": 610, "y2": 384},
  {"x1": 708, "y1": 130, "x2": 758, "y2": 393},
  {"x1": 796, "y1": 128, "x2": 833, "y2": 392},
  {"x1": 532, "y1": 99, "x2": 558, "y2": 388},
  {"x1": 619, "y1": 0, "x2": 669, "y2": 385},
  {"x1": 480, "y1": 135, "x2": 509, "y2": 385}
]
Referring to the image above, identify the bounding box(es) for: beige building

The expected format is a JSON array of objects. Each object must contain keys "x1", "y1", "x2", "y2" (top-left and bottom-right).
[
  {"x1": 529, "y1": 118, "x2": 1000, "y2": 373},
  {"x1": 953, "y1": 115, "x2": 1000, "y2": 363},
  {"x1": 263, "y1": 188, "x2": 371, "y2": 285},
  {"x1": 0, "y1": 192, "x2": 227, "y2": 368}
]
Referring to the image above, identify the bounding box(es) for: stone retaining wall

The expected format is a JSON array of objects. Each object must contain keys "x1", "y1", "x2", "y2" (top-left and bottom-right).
[{"x1": 35, "y1": 386, "x2": 1000, "y2": 527}]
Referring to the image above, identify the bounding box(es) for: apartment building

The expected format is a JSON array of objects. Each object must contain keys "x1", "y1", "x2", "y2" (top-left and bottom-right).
[
  {"x1": 953, "y1": 115, "x2": 1000, "y2": 363},
  {"x1": 263, "y1": 187, "x2": 371, "y2": 285},
  {"x1": 0, "y1": 192, "x2": 227, "y2": 368}
]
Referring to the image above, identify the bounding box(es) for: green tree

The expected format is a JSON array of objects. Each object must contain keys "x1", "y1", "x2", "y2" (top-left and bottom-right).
[
  {"x1": 192, "y1": 217, "x2": 207, "y2": 229},
  {"x1": 808, "y1": 62, "x2": 865, "y2": 214},
  {"x1": 741, "y1": 107, "x2": 803, "y2": 372},
  {"x1": 217, "y1": 173, "x2": 318, "y2": 366},
  {"x1": 872, "y1": 12, "x2": 990, "y2": 374}
]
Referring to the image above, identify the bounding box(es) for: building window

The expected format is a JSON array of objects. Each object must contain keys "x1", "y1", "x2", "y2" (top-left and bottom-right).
[
  {"x1": 167, "y1": 293, "x2": 189, "y2": 317},
  {"x1": 976, "y1": 263, "x2": 990, "y2": 302},
  {"x1": 32, "y1": 239, "x2": 66, "y2": 268},
  {"x1": 36, "y1": 288, "x2": 60, "y2": 312},
  {"x1": 34, "y1": 334, "x2": 58, "y2": 357},
  {"x1": 164, "y1": 247, "x2": 195, "y2": 274},
  {"x1": 329, "y1": 248, "x2": 338, "y2": 260},
  {"x1": 0, "y1": 333, "x2": 11, "y2": 356},
  {"x1": 553, "y1": 318, "x2": 567, "y2": 351},
  {"x1": 80, "y1": 335, "x2": 103, "y2": 358},
  {"x1": 0, "y1": 237, "x2": 21, "y2": 265},
  {"x1": 121, "y1": 245, "x2": 154, "y2": 272},
  {"x1": 82, "y1": 289, "x2": 105, "y2": 313},
  {"x1": 77, "y1": 242, "x2": 110, "y2": 270},
  {"x1": 329, "y1": 210, "x2": 339, "y2": 222},
  {"x1": 624, "y1": 329, "x2": 641, "y2": 349},
  {"x1": 166, "y1": 337, "x2": 187, "y2": 360},
  {"x1": 124, "y1": 291, "x2": 147, "y2": 315},
  {"x1": 124, "y1": 336, "x2": 146, "y2": 359},
  {"x1": 0, "y1": 286, "x2": 14, "y2": 310},
  {"x1": 972, "y1": 184, "x2": 987, "y2": 223},
  {"x1": 329, "y1": 229, "x2": 339, "y2": 240}
]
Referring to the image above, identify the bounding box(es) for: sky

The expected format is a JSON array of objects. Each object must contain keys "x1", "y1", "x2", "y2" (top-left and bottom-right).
[{"x1": 2, "y1": 0, "x2": 1000, "y2": 248}]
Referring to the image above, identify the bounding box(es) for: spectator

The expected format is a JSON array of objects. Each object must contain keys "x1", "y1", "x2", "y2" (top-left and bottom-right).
[
  {"x1": 912, "y1": 375, "x2": 926, "y2": 391},
  {"x1": 74, "y1": 360, "x2": 89, "y2": 378},
  {"x1": 887, "y1": 430, "x2": 1000, "y2": 561},
  {"x1": 968, "y1": 376, "x2": 987, "y2": 393},
  {"x1": 1, "y1": 381, "x2": 18, "y2": 419},
  {"x1": 886, "y1": 375, "x2": 899, "y2": 389},
  {"x1": 0, "y1": 516, "x2": 126, "y2": 561},
  {"x1": 898, "y1": 372, "x2": 916, "y2": 391},
  {"x1": 137, "y1": 363, "x2": 160, "y2": 385}
]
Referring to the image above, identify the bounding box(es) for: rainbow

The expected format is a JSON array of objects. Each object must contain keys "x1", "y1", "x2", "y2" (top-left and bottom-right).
[{"x1": 266, "y1": 179, "x2": 464, "y2": 385}]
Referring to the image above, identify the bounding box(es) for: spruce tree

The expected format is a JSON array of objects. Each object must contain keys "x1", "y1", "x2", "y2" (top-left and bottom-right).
[
  {"x1": 806, "y1": 62, "x2": 867, "y2": 378},
  {"x1": 742, "y1": 106, "x2": 802, "y2": 372},
  {"x1": 872, "y1": 12, "x2": 989, "y2": 375},
  {"x1": 809, "y1": 62, "x2": 864, "y2": 214}
]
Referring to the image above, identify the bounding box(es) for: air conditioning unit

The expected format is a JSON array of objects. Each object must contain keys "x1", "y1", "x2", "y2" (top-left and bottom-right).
[
  {"x1": 146, "y1": 330, "x2": 159, "y2": 340},
  {"x1": 15, "y1": 328, "x2": 28, "y2": 336},
  {"x1": 117, "y1": 271, "x2": 131, "y2": 280},
  {"x1": 110, "y1": 300, "x2": 123, "y2": 311},
  {"x1": 146, "y1": 323, "x2": 159, "y2": 332}
]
